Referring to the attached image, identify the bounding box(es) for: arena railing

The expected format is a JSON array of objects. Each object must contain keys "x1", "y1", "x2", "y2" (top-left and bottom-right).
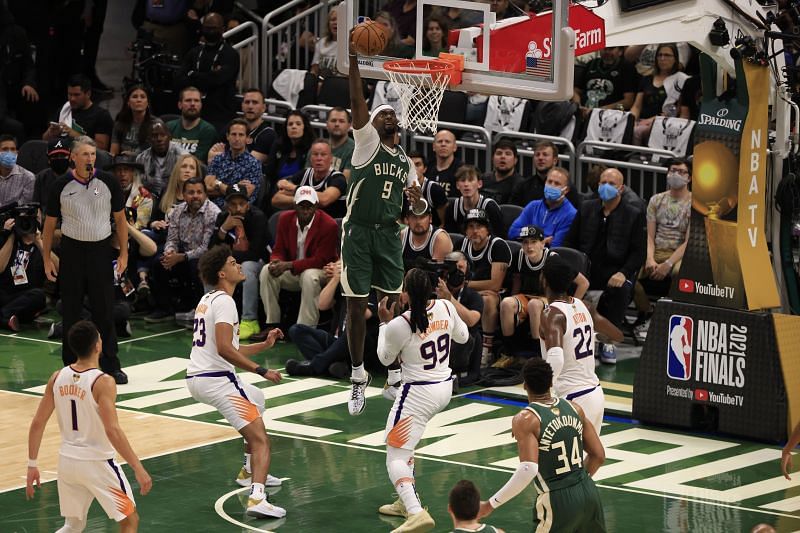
[
  {"x1": 576, "y1": 140, "x2": 674, "y2": 200},
  {"x1": 224, "y1": 21, "x2": 260, "y2": 91},
  {"x1": 408, "y1": 121, "x2": 493, "y2": 174},
  {"x1": 494, "y1": 131, "x2": 577, "y2": 185},
  {"x1": 300, "y1": 104, "x2": 337, "y2": 139}
]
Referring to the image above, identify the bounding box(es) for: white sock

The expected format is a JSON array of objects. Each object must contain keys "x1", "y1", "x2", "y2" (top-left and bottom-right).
[
  {"x1": 351, "y1": 364, "x2": 366, "y2": 381},
  {"x1": 243, "y1": 452, "x2": 251, "y2": 473},
  {"x1": 396, "y1": 475, "x2": 422, "y2": 515},
  {"x1": 387, "y1": 368, "x2": 401, "y2": 386},
  {"x1": 250, "y1": 482, "x2": 265, "y2": 500}
]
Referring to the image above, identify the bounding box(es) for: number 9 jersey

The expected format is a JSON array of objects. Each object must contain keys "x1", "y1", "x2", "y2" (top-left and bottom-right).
[
  {"x1": 378, "y1": 299, "x2": 469, "y2": 383},
  {"x1": 187, "y1": 290, "x2": 240, "y2": 375}
]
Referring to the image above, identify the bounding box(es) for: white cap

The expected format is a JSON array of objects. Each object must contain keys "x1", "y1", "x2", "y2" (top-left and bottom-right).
[{"x1": 294, "y1": 186, "x2": 319, "y2": 205}]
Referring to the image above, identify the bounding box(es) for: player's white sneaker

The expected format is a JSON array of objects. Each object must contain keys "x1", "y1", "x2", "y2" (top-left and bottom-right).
[
  {"x1": 348, "y1": 372, "x2": 371, "y2": 416},
  {"x1": 246, "y1": 496, "x2": 286, "y2": 519},
  {"x1": 383, "y1": 381, "x2": 400, "y2": 401},
  {"x1": 391, "y1": 509, "x2": 435, "y2": 533},
  {"x1": 235, "y1": 468, "x2": 282, "y2": 487},
  {"x1": 378, "y1": 495, "x2": 407, "y2": 517}
]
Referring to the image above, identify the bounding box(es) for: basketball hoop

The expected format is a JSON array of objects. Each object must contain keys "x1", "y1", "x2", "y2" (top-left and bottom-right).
[{"x1": 383, "y1": 59, "x2": 457, "y2": 135}]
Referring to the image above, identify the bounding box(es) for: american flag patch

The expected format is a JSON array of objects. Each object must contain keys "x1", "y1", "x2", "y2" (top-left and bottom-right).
[{"x1": 525, "y1": 56, "x2": 551, "y2": 78}]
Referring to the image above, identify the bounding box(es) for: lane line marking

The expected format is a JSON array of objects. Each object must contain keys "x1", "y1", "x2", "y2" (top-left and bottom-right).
[{"x1": 0, "y1": 333, "x2": 61, "y2": 345}]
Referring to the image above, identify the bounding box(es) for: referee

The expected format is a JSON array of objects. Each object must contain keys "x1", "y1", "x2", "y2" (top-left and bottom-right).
[{"x1": 42, "y1": 136, "x2": 129, "y2": 384}]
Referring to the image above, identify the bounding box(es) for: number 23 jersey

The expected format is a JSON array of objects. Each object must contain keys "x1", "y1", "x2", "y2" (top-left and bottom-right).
[
  {"x1": 378, "y1": 299, "x2": 469, "y2": 383},
  {"x1": 187, "y1": 290, "x2": 240, "y2": 375},
  {"x1": 548, "y1": 297, "x2": 599, "y2": 396}
]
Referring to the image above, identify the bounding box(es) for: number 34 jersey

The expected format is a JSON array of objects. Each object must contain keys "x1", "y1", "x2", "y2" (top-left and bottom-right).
[
  {"x1": 187, "y1": 290, "x2": 240, "y2": 375},
  {"x1": 548, "y1": 298, "x2": 599, "y2": 396},
  {"x1": 378, "y1": 299, "x2": 469, "y2": 383}
]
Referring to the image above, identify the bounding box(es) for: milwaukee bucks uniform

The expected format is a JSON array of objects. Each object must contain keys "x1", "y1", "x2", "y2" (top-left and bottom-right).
[
  {"x1": 341, "y1": 122, "x2": 416, "y2": 297},
  {"x1": 526, "y1": 398, "x2": 605, "y2": 532}
]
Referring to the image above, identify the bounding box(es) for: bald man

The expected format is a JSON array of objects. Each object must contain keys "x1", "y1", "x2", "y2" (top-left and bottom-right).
[
  {"x1": 426, "y1": 129, "x2": 462, "y2": 196},
  {"x1": 563, "y1": 167, "x2": 646, "y2": 364}
]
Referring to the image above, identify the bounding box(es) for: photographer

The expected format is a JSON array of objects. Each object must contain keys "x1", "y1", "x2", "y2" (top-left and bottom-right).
[
  {"x1": 0, "y1": 206, "x2": 46, "y2": 331},
  {"x1": 433, "y1": 251, "x2": 483, "y2": 387}
]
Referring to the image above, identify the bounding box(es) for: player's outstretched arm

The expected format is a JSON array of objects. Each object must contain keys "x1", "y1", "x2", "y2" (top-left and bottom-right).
[
  {"x1": 479, "y1": 411, "x2": 539, "y2": 518},
  {"x1": 540, "y1": 306, "x2": 567, "y2": 381},
  {"x1": 348, "y1": 31, "x2": 369, "y2": 130},
  {"x1": 572, "y1": 401, "x2": 605, "y2": 476},
  {"x1": 216, "y1": 322, "x2": 282, "y2": 383},
  {"x1": 26, "y1": 371, "x2": 58, "y2": 500},
  {"x1": 95, "y1": 376, "x2": 152, "y2": 495}
]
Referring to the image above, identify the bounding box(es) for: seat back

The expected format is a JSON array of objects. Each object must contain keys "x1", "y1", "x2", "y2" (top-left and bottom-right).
[
  {"x1": 17, "y1": 140, "x2": 49, "y2": 174},
  {"x1": 449, "y1": 232, "x2": 464, "y2": 251},
  {"x1": 551, "y1": 246, "x2": 591, "y2": 278},
  {"x1": 648, "y1": 116, "x2": 696, "y2": 163},
  {"x1": 268, "y1": 210, "x2": 283, "y2": 247},
  {"x1": 500, "y1": 204, "x2": 523, "y2": 235}
]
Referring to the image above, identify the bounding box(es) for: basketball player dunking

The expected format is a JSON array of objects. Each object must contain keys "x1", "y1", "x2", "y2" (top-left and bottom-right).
[
  {"x1": 342, "y1": 31, "x2": 425, "y2": 416},
  {"x1": 26, "y1": 321, "x2": 152, "y2": 532}
]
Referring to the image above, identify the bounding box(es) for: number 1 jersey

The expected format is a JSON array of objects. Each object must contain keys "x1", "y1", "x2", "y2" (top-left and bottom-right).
[
  {"x1": 378, "y1": 299, "x2": 469, "y2": 383},
  {"x1": 53, "y1": 366, "x2": 115, "y2": 460},
  {"x1": 187, "y1": 290, "x2": 239, "y2": 375},
  {"x1": 547, "y1": 298, "x2": 600, "y2": 396}
]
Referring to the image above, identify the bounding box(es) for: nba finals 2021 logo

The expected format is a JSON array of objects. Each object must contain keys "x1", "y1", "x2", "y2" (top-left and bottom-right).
[{"x1": 667, "y1": 315, "x2": 693, "y2": 381}]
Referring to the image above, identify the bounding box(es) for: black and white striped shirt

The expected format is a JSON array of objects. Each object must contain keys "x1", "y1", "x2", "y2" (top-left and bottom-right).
[{"x1": 46, "y1": 170, "x2": 124, "y2": 242}]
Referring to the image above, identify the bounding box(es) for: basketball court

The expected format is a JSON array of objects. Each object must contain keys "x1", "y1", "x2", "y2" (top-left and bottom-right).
[{"x1": 0, "y1": 319, "x2": 798, "y2": 531}]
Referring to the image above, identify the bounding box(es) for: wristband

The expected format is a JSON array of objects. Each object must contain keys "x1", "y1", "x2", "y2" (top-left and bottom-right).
[
  {"x1": 255, "y1": 366, "x2": 268, "y2": 377},
  {"x1": 28, "y1": 459, "x2": 37, "y2": 468}
]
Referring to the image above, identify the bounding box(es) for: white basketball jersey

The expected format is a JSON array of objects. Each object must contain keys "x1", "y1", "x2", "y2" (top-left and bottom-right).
[
  {"x1": 378, "y1": 299, "x2": 469, "y2": 383},
  {"x1": 547, "y1": 298, "x2": 600, "y2": 395},
  {"x1": 187, "y1": 291, "x2": 239, "y2": 375},
  {"x1": 53, "y1": 366, "x2": 115, "y2": 460}
]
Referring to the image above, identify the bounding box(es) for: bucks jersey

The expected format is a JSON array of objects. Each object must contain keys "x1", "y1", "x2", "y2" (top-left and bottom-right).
[
  {"x1": 543, "y1": 297, "x2": 599, "y2": 396},
  {"x1": 347, "y1": 123, "x2": 416, "y2": 225},
  {"x1": 527, "y1": 398, "x2": 585, "y2": 492},
  {"x1": 54, "y1": 366, "x2": 115, "y2": 460}
]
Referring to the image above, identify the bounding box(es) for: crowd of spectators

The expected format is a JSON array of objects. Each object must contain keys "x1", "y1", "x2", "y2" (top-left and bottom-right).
[{"x1": 0, "y1": 1, "x2": 695, "y2": 383}]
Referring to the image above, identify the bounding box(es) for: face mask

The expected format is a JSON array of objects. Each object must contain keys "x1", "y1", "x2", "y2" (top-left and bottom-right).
[
  {"x1": 543, "y1": 185, "x2": 564, "y2": 202},
  {"x1": 50, "y1": 158, "x2": 70, "y2": 175},
  {"x1": 0, "y1": 151, "x2": 17, "y2": 168},
  {"x1": 202, "y1": 29, "x2": 222, "y2": 43},
  {"x1": 666, "y1": 172, "x2": 689, "y2": 190},
  {"x1": 598, "y1": 183, "x2": 619, "y2": 202}
]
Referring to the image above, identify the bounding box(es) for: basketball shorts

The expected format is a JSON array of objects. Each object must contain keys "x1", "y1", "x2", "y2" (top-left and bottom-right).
[
  {"x1": 340, "y1": 219, "x2": 404, "y2": 297},
  {"x1": 560, "y1": 385, "x2": 605, "y2": 436},
  {"x1": 510, "y1": 294, "x2": 547, "y2": 324},
  {"x1": 384, "y1": 379, "x2": 452, "y2": 451},
  {"x1": 186, "y1": 371, "x2": 265, "y2": 430},
  {"x1": 533, "y1": 475, "x2": 605, "y2": 532},
  {"x1": 58, "y1": 455, "x2": 136, "y2": 522}
]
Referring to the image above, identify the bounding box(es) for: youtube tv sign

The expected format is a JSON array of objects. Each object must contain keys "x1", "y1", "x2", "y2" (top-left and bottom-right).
[{"x1": 678, "y1": 279, "x2": 694, "y2": 293}]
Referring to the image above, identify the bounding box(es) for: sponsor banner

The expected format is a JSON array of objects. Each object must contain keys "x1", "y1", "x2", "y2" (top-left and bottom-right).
[
  {"x1": 633, "y1": 300, "x2": 786, "y2": 442},
  {"x1": 670, "y1": 55, "x2": 779, "y2": 310}
]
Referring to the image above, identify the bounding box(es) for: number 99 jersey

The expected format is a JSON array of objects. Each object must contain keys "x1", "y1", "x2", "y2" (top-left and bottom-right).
[
  {"x1": 187, "y1": 290, "x2": 240, "y2": 375},
  {"x1": 547, "y1": 298, "x2": 600, "y2": 396},
  {"x1": 378, "y1": 299, "x2": 469, "y2": 383}
]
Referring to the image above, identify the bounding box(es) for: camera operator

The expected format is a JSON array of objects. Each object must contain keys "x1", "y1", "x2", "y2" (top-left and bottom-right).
[
  {"x1": 433, "y1": 251, "x2": 483, "y2": 387},
  {"x1": 0, "y1": 206, "x2": 46, "y2": 331}
]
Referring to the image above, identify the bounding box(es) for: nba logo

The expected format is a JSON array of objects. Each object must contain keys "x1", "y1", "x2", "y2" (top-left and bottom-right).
[{"x1": 667, "y1": 315, "x2": 693, "y2": 380}]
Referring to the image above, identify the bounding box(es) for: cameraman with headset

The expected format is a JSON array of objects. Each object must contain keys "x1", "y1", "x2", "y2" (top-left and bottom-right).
[
  {"x1": 0, "y1": 205, "x2": 46, "y2": 331},
  {"x1": 433, "y1": 251, "x2": 483, "y2": 387}
]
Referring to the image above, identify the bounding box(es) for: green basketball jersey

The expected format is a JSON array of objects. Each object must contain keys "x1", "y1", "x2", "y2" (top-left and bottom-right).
[
  {"x1": 346, "y1": 142, "x2": 411, "y2": 225},
  {"x1": 527, "y1": 398, "x2": 586, "y2": 493}
]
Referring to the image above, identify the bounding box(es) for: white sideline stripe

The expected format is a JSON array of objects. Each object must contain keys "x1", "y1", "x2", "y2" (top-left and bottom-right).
[
  {"x1": 119, "y1": 328, "x2": 185, "y2": 344},
  {"x1": 0, "y1": 333, "x2": 61, "y2": 345}
]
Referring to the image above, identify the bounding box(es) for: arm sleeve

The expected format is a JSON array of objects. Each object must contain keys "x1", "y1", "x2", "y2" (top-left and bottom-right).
[
  {"x1": 351, "y1": 123, "x2": 381, "y2": 168},
  {"x1": 507, "y1": 203, "x2": 533, "y2": 240},
  {"x1": 491, "y1": 238, "x2": 513, "y2": 266},
  {"x1": 562, "y1": 206, "x2": 581, "y2": 249},
  {"x1": 377, "y1": 317, "x2": 410, "y2": 366},
  {"x1": 550, "y1": 206, "x2": 575, "y2": 248},
  {"x1": 446, "y1": 300, "x2": 470, "y2": 345},
  {"x1": 164, "y1": 209, "x2": 179, "y2": 252},
  {"x1": 270, "y1": 213, "x2": 289, "y2": 262},
  {"x1": 546, "y1": 346, "x2": 565, "y2": 381},
  {"x1": 245, "y1": 159, "x2": 262, "y2": 204},
  {"x1": 489, "y1": 461, "x2": 538, "y2": 509}
]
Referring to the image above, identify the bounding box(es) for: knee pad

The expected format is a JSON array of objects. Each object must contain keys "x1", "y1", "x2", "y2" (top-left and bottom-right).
[{"x1": 56, "y1": 517, "x2": 87, "y2": 533}]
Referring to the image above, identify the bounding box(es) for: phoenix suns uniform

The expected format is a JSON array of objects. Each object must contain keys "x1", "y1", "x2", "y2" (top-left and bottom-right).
[
  {"x1": 53, "y1": 366, "x2": 137, "y2": 522},
  {"x1": 541, "y1": 297, "x2": 605, "y2": 434},
  {"x1": 186, "y1": 290, "x2": 265, "y2": 430},
  {"x1": 527, "y1": 398, "x2": 605, "y2": 532},
  {"x1": 379, "y1": 299, "x2": 469, "y2": 450},
  {"x1": 341, "y1": 122, "x2": 416, "y2": 297}
]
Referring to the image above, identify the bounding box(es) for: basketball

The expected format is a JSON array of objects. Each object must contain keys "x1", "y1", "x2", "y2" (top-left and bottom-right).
[{"x1": 351, "y1": 20, "x2": 389, "y2": 56}]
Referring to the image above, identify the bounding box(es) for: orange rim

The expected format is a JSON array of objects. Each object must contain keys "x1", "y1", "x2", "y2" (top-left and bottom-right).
[{"x1": 383, "y1": 59, "x2": 456, "y2": 75}]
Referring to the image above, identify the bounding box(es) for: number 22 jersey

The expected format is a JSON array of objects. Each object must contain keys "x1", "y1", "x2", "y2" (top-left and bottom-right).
[
  {"x1": 378, "y1": 299, "x2": 469, "y2": 383},
  {"x1": 546, "y1": 297, "x2": 599, "y2": 396},
  {"x1": 187, "y1": 290, "x2": 240, "y2": 375}
]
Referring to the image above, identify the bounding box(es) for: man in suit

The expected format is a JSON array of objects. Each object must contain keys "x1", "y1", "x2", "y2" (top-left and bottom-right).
[{"x1": 257, "y1": 186, "x2": 338, "y2": 332}]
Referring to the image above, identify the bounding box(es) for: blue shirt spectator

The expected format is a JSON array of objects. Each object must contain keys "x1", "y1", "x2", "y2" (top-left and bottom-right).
[
  {"x1": 508, "y1": 168, "x2": 577, "y2": 247},
  {"x1": 205, "y1": 118, "x2": 263, "y2": 208}
]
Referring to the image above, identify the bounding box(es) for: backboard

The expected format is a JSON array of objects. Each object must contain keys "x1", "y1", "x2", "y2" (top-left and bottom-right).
[{"x1": 336, "y1": 0, "x2": 589, "y2": 101}]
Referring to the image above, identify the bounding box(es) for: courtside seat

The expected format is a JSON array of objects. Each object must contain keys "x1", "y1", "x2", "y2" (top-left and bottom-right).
[
  {"x1": 17, "y1": 139, "x2": 49, "y2": 174},
  {"x1": 500, "y1": 204, "x2": 523, "y2": 237},
  {"x1": 449, "y1": 232, "x2": 464, "y2": 251}
]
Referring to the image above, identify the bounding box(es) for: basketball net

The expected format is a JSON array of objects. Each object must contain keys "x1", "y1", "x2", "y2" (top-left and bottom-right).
[{"x1": 383, "y1": 59, "x2": 455, "y2": 135}]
